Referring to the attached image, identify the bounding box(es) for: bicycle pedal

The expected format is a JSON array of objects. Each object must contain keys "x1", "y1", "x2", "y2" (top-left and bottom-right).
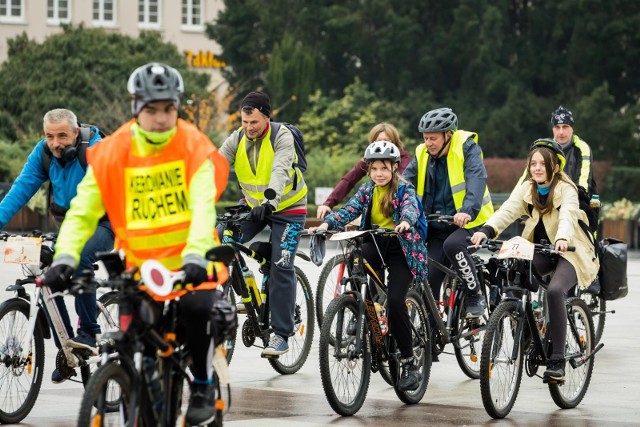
[
  {"x1": 542, "y1": 377, "x2": 565, "y2": 385},
  {"x1": 261, "y1": 353, "x2": 279, "y2": 359}
]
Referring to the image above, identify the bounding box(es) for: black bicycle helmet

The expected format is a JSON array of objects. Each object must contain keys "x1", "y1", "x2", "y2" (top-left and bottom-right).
[
  {"x1": 530, "y1": 138, "x2": 566, "y2": 171},
  {"x1": 418, "y1": 107, "x2": 458, "y2": 133},
  {"x1": 363, "y1": 140, "x2": 401, "y2": 164},
  {"x1": 127, "y1": 63, "x2": 184, "y2": 112}
]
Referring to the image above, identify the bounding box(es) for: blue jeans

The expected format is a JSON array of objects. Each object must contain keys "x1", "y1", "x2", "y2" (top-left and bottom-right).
[
  {"x1": 47, "y1": 221, "x2": 114, "y2": 348},
  {"x1": 224, "y1": 213, "x2": 305, "y2": 339}
]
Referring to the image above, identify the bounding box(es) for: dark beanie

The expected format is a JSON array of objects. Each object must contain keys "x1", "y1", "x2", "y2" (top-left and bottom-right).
[
  {"x1": 241, "y1": 91, "x2": 271, "y2": 117},
  {"x1": 551, "y1": 106, "x2": 574, "y2": 126}
]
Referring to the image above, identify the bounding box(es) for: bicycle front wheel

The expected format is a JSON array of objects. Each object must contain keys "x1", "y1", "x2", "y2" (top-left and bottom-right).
[
  {"x1": 77, "y1": 362, "x2": 139, "y2": 427},
  {"x1": 0, "y1": 298, "x2": 45, "y2": 424},
  {"x1": 549, "y1": 297, "x2": 595, "y2": 409},
  {"x1": 82, "y1": 290, "x2": 120, "y2": 387},
  {"x1": 269, "y1": 267, "x2": 315, "y2": 375},
  {"x1": 319, "y1": 294, "x2": 371, "y2": 416},
  {"x1": 394, "y1": 289, "x2": 431, "y2": 404},
  {"x1": 480, "y1": 300, "x2": 524, "y2": 419},
  {"x1": 316, "y1": 254, "x2": 347, "y2": 328}
]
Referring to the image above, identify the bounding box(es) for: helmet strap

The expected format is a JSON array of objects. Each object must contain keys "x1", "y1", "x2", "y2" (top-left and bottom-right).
[{"x1": 434, "y1": 131, "x2": 452, "y2": 158}]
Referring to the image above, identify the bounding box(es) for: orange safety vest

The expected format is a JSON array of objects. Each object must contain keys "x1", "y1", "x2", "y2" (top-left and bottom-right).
[{"x1": 88, "y1": 119, "x2": 228, "y2": 299}]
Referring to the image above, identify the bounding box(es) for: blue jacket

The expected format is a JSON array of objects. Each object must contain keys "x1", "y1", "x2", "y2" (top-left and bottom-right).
[
  {"x1": 0, "y1": 127, "x2": 102, "y2": 228},
  {"x1": 324, "y1": 180, "x2": 429, "y2": 283}
]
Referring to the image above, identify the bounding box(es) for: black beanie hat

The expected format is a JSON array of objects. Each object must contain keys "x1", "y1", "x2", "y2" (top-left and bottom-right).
[
  {"x1": 551, "y1": 106, "x2": 574, "y2": 126},
  {"x1": 241, "y1": 91, "x2": 271, "y2": 117}
]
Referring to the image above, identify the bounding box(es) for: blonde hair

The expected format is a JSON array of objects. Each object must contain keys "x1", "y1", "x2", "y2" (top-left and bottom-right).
[
  {"x1": 367, "y1": 159, "x2": 400, "y2": 217},
  {"x1": 368, "y1": 122, "x2": 404, "y2": 150}
]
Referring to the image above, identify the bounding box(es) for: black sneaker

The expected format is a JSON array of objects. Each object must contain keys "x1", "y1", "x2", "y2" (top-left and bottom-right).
[
  {"x1": 465, "y1": 292, "x2": 487, "y2": 318},
  {"x1": 346, "y1": 317, "x2": 357, "y2": 336},
  {"x1": 543, "y1": 357, "x2": 565, "y2": 382},
  {"x1": 585, "y1": 279, "x2": 601, "y2": 295},
  {"x1": 51, "y1": 368, "x2": 74, "y2": 384},
  {"x1": 186, "y1": 382, "x2": 216, "y2": 426},
  {"x1": 398, "y1": 359, "x2": 421, "y2": 391}
]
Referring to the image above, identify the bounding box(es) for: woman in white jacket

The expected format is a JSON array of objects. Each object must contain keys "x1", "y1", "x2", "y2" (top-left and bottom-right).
[{"x1": 471, "y1": 138, "x2": 598, "y2": 382}]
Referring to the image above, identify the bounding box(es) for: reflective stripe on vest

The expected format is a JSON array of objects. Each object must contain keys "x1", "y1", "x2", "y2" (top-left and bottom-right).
[
  {"x1": 234, "y1": 126, "x2": 307, "y2": 210},
  {"x1": 415, "y1": 130, "x2": 493, "y2": 229},
  {"x1": 572, "y1": 135, "x2": 592, "y2": 190}
]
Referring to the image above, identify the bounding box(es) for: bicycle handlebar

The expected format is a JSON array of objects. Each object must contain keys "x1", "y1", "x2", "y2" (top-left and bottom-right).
[{"x1": 468, "y1": 236, "x2": 575, "y2": 255}]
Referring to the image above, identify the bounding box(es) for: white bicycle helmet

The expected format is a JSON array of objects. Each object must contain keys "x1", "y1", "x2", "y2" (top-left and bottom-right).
[{"x1": 363, "y1": 140, "x2": 401, "y2": 163}]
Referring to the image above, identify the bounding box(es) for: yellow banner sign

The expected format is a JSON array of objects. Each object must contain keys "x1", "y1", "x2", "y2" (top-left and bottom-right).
[{"x1": 185, "y1": 50, "x2": 226, "y2": 68}]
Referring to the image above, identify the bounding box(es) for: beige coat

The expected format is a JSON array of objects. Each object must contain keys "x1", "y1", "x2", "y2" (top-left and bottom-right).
[{"x1": 485, "y1": 177, "x2": 598, "y2": 289}]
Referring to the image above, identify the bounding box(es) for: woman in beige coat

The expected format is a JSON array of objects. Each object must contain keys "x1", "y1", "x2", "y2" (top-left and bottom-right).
[{"x1": 471, "y1": 138, "x2": 598, "y2": 383}]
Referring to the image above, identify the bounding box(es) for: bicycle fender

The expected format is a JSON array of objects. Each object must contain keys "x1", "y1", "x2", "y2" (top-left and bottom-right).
[{"x1": 0, "y1": 297, "x2": 52, "y2": 340}]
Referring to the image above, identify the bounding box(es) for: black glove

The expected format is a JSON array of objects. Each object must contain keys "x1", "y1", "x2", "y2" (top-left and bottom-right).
[
  {"x1": 249, "y1": 202, "x2": 273, "y2": 222},
  {"x1": 181, "y1": 263, "x2": 208, "y2": 287},
  {"x1": 42, "y1": 263, "x2": 75, "y2": 293}
]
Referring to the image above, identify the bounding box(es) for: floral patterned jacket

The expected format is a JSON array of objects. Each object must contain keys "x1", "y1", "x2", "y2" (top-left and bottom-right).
[{"x1": 324, "y1": 180, "x2": 428, "y2": 282}]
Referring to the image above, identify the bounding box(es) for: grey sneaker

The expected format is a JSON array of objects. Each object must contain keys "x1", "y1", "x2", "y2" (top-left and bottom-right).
[
  {"x1": 186, "y1": 382, "x2": 216, "y2": 426},
  {"x1": 398, "y1": 358, "x2": 421, "y2": 391},
  {"x1": 261, "y1": 334, "x2": 289, "y2": 356},
  {"x1": 66, "y1": 332, "x2": 98, "y2": 356},
  {"x1": 465, "y1": 292, "x2": 487, "y2": 318}
]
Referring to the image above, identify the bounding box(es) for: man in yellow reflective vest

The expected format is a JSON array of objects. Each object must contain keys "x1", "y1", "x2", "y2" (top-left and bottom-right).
[
  {"x1": 219, "y1": 91, "x2": 307, "y2": 357},
  {"x1": 43, "y1": 63, "x2": 227, "y2": 426},
  {"x1": 403, "y1": 107, "x2": 493, "y2": 319}
]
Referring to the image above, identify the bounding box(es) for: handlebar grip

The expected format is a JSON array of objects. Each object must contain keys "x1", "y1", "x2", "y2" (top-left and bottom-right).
[{"x1": 567, "y1": 246, "x2": 576, "y2": 252}]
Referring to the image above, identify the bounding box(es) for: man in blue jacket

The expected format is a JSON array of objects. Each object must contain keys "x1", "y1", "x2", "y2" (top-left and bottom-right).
[{"x1": 0, "y1": 108, "x2": 114, "y2": 383}]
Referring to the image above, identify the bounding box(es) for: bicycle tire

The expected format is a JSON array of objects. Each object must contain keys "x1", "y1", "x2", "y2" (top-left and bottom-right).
[
  {"x1": 77, "y1": 362, "x2": 139, "y2": 427},
  {"x1": 269, "y1": 267, "x2": 315, "y2": 375},
  {"x1": 319, "y1": 294, "x2": 371, "y2": 416},
  {"x1": 480, "y1": 300, "x2": 524, "y2": 419},
  {"x1": 0, "y1": 299, "x2": 45, "y2": 424},
  {"x1": 81, "y1": 290, "x2": 120, "y2": 387},
  {"x1": 453, "y1": 277, "x2": 490, "y2": 379},
  {"x1": 549, "y1": 297, "x2": 595, "y2": 409},
  {"x1": 394, "y1": 289, "x2": 431, "y2": 404},
  {"x1": 576, "y1": 289, "x2": 605, "y2": 344},
  {"x1": 315, "y1": 254, "x2": 346, "y2": 328},
  {"x1": 223, "y1": 285, "x2": 237, "y2": 364}
]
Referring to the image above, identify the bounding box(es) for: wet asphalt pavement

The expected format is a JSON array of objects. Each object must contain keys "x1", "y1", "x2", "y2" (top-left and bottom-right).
[{"x1": 0, "y1": 240, "x2": 638, "y2": 426}]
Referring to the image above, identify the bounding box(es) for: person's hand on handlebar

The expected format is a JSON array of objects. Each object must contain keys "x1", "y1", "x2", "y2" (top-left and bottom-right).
[
  {"x1": 394, "y1": 220, "x2": 411, "y2": 233},
  {"x1": 470, "y1": 231, "x2": 488, "y2": 247},
  {"x1": 308, "y1": 222, "x2": 329, "y2": 234},
  {"x1": 453, "y1": 212, "x2": 472, "y2": 228},
  {"x1": 555, "y1": 239, "x2": 569, "y2": 252}
]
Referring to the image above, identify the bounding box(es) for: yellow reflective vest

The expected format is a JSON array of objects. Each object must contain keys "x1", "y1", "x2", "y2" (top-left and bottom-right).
[
  {"x1": 415, "y1": 130, "x2": 493, "y2": 229},
  {"x1": 234, "y1": 126, "x2": 307, "y2": 211}
]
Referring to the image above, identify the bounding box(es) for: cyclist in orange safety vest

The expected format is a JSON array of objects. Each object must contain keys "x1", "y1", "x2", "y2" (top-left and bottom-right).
[{"x1": 43, "y1": 62, "x2": 228, "y2": 426}]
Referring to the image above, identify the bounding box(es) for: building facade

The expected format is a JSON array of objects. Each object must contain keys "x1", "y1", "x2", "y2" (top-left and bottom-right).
[{"x1": 0, "y1": 0, "x2": 226, "y2": 88}]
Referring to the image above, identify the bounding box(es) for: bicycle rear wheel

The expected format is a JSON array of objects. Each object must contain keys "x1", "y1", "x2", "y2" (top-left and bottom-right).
[
  {"x1": 269, "y1": 267, "x2": 315, "y2": 375},
  {"x1": 576, "y1": 289, "x2": 605, "y2": 344},
  {"x1": 0, "y1": 299, "x2": 45, "y2": 424},
  {"x1": 480, "y1": 300, "x2": 524, "y2": 419},
  {"x1": 77, "y1": 362, "x2": 137, "y2": 427},
  {"x1": 394, "y1": 289, "x2": 431, "y2": 404},
  {"x1": 319, "y1": 294, "x2": 371, "y2": 416},
  {"x1": 453, "y1": 282, "x2": 489, "y2": 379},
  {"x1": 549, "y1": 297, "x2": 595, "y2": 409},
  {"x1": 316, "y1": 254, "x2": 346, "y2": 328}
]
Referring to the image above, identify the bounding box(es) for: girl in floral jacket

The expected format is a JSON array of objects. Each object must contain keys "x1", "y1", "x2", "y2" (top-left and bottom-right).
[{"x1": 309, "y1": 140, "x2": 427, "y2": 392}]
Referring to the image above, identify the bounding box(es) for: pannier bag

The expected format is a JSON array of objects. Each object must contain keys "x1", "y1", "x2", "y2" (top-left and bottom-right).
[{"x1": 598, "y1": 237, "x2": 628, "y2": 300}]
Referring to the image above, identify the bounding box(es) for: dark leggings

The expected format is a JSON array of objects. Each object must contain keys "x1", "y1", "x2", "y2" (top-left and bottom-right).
[
  {"x1": 362, "y1": 237, "x2": 414, "y2": 358},
  {"x1": 427, "y1": 227, "x2": 480, "y2": 299},
  {"x1": 178, "y1": 290, "x2": 217, "y2": 381},
  {"x1": 532, "y1": 254, "x2": 577, "y2": 359}
]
